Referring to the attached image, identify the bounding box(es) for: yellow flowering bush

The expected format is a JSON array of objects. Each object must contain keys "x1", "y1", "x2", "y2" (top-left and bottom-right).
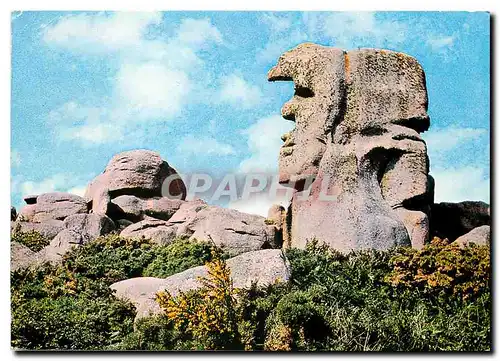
[
  {"x1": 155, "y1": 249, "x2": 241, "y2": 350},
  {"x1": 385, "y1": 237, "x2": 490, "y2": 300}
]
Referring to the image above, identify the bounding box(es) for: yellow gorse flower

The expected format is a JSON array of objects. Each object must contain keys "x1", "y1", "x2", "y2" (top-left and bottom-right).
[{"x1": 155, "y1": 248, "x2": 240, "y2": 349}]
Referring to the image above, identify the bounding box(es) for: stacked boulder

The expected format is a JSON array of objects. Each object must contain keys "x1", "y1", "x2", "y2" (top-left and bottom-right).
[
  {"x1": 12, "y1": 149, "x2": 280, "y2": 271},
  {"x1": 266, "y1": 43, "x2": 491, "y2": 251}
]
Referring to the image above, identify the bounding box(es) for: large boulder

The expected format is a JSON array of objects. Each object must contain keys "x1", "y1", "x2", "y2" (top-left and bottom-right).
[
  {"x1": 62, "y1": 213, "x2": 116, "y2": 244},
  {"x1": 84, "y1": 150, "x2": 186, "y2": 214},
  {"x1": 430, "y1": 201, "x2": 490, "y2": 241},
  {"x1": 110, "y1": 195, "x2": 184, "y2": 222},
  {"x1": 119, "y1": 200, "x2": 279, "y2": 255},
  {"x1": 11, "y1": 242, "x2": 36, "y2": 271},
  {"x1": 111, "y1": 249, "x2": 290, "y2": 320},
  {"x1": 452, "y1": 225, "x2": 490, "y2": 248},
  {"x1": 268, "y1": 43, "x2": 432, "y2": 252},
  {"x1": 11, "y1": 219, "x2": 65, "y2": 240},
  {"x1": 18, "y1": 192, "x2": 87, "y2": 223},
  {"x1": 184, "y1": 205, "x2": 279, "y2": 256},
  {"x1": 120, "y1": 218, "x2": 177, "y2": 245}
]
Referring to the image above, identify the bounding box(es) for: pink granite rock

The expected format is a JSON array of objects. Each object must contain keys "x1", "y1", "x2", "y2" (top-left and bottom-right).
[
  {"x1": 111, "y1": 249, "x2": 290, "y2": 321},
  {"x1": 84, "y1": 149, "x2": 186, "y2": 214},
  {"x1": 18, "y1": 192, "x2": 87, "y2": 223},
  {"x1": 453, "y1": 225, "x2": 490, "y2": 248},
  {"x1": 111, "y1": 195, "x2": 184, "y2": 222},
  {"x1": 269, "y1": 44, "x2": 434, "y2": 252}
]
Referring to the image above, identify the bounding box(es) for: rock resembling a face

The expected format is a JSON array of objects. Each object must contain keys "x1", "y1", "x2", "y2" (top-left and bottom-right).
[{"x1": 267, "y1": 43, "x2": 346, "y2": 190}]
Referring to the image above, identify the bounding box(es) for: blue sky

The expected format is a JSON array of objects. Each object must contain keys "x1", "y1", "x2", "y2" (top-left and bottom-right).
[{"x1": 11, "y1": 11, "x2": 490, "y2": 215}]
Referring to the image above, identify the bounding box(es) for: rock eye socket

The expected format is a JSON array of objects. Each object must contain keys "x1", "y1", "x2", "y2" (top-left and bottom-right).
[{"x1": 294, "y1": 86, "x2": 314, "y2": 98}]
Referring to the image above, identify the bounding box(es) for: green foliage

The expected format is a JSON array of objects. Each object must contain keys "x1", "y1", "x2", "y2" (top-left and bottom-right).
[
  {"x1": 11, "y1": 233, "x2": 491, "y2": 351},
  {"x1": 386, "y1": 237, "x2": 490, "y2": 301},
  {"x1": 11, "y1": 224, "x2": 50, "y2": 252},
  {"x1": 143, "y1": 236, "x2": 214, "y2": 278},
  {"x1": 11, "y1": 234, "x2": 215, "y2": 350}
]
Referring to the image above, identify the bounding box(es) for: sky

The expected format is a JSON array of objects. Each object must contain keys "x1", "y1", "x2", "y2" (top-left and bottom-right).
[{"x1": 10, "y1": 11, "x2": 490, "y2": 216}]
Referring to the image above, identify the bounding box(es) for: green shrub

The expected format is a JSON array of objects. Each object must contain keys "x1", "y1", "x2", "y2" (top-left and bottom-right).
[
  {"x1": 11, "y1": 224, "x2": 50, "y2": 252},
  {"x1": 385, "y1": 237, "x2": 490, "y2": 301},
  {"x1": 11, "y1": 234, "x2": 216, "y2": 350},
  {"x1": 143, "y1": 236, "x2": 214, "y2": 278},
  {"x1": 11, "y1": 234, "x2": 491, "y2": 351}
]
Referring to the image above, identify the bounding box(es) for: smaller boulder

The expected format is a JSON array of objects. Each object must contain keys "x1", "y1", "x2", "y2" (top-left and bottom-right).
[
  {"x1": 453, "y1": 225, "x2": 490, "y2": 248},
  {"x1": 120, "y1": 218, "x2": 177, "y2": 245},
  {"x1": 11, "y1": 219, "x2": 64, "y2": 240},
  {"x1": 90, "y1": 188, "x2": 111, "y2": 215},
  {"x1": 63, "y1": 213, "x2": 116, "y2": 244},
  {"x1": 11, "y1": 206, "x2": 17, "y2": 221},
  {"x1": 11, "y1": 242, "x2": 36, "y2": 271},
  {"x1": 111, "y1": 195, "x2": 184, "y2": 222},
  {"x1": 111, "y1": 249, "x2": 290, "y2": 321},
  {"x1": 18, "y1": 192, "x2": 88, "y2": 223}
]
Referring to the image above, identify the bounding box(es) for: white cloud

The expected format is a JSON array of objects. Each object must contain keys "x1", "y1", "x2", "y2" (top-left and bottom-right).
[
  {"x1": 227, "y1": 115, "x2": 295, "y2": 216},
  {"x1": 43, "y1": 14, "x2": 224, "y2": 145},
  {"x1": 260, "y1": 13, "x2": 292, "y2": 33},
  {"x1": 218, "y1": 74, "x2": 263, "y2": 109},
  {"x1": 431, "y1": 166, "x2": 490, "y2": 203},
  {"x1": 47, "y1": 101, "x2": 124, "y2": 144},
  {"x1": 238, "y1": 115, "x2": 294, "y2": 173},
  {"x1": 18, "y1": 173, "x2": 83, "y2": 197},
  {"x1": 423, "y1": 126, "x2": 489, "y2": 203},
  {"x1": 423, "y1": 127, "x2": 487, "y2": 155},
  {"x1": 229, "y1": 193, "x2": 290, "y2": 217},
  {"x1": 115, "y1": 62, "x2": 191, "y2": 118},
  {"x1": 175, "y1": 18, "x2": 223, "y2": 46},
  {"x1": 302, "y1": 12, "x2": 407, "y2": 48},
  {"x1": 67, "y1": 185, "x2": 87, "y2": 197},
  {"x1": 42, "y1": 12, "x2": 162, "y2": 53},
  {"x1": 427, "y1": 35, "x2": 455, "y2": 51},
  {"x1": 177, "y1": 135, "x2": 236, "y2": 156}
]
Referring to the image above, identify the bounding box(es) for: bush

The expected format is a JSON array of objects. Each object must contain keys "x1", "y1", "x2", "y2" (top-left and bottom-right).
[
  {"x1": 155, "y1": 249, "x2": 241, "y2": 350},
  {"x1": 11, "y1": 234, "x2": 491, "y2": 351},
  {"x1": 143, "y1": 236, "x2": 214, "y2": 278},
  {"x1": 386, "y1": 237, "x2": 490, "y2": 301},
  {"x1": 11, "y1": 224, "x2": 50, "y2": 252},
  {"x1": 11, "y1": 234, "x2": 216, "y2": 350}
]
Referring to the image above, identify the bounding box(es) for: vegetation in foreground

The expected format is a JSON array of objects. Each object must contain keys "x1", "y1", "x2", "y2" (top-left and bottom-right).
[{"x1": 11, "y1": 233, "x2": 490, "y2": 351}]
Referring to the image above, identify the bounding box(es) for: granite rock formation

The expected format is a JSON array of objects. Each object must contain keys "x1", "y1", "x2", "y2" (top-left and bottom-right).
[
  {"x1": 12, "y1": 150, "x2": 280, "y2": 269},
  {"x1": 84, "y1": 149, "x2": 187, "y2": 214},
  {"x1": 268, "y1": 43, "x2": 435, "y2": 252},
  {"x1": 11, "y1": 44, "x2": 489, "y2": 286}
]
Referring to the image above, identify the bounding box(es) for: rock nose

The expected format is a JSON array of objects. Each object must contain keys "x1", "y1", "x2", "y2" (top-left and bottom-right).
[
  {"x1": 267, "y1": 64, "x2": 292, "y2": 82},
  {"x1": 267, "y1": 65, "x2": 280, "y2": 81},
  {"x1": 281, "y1": 101, "x2": 297, "y2": 121}
]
